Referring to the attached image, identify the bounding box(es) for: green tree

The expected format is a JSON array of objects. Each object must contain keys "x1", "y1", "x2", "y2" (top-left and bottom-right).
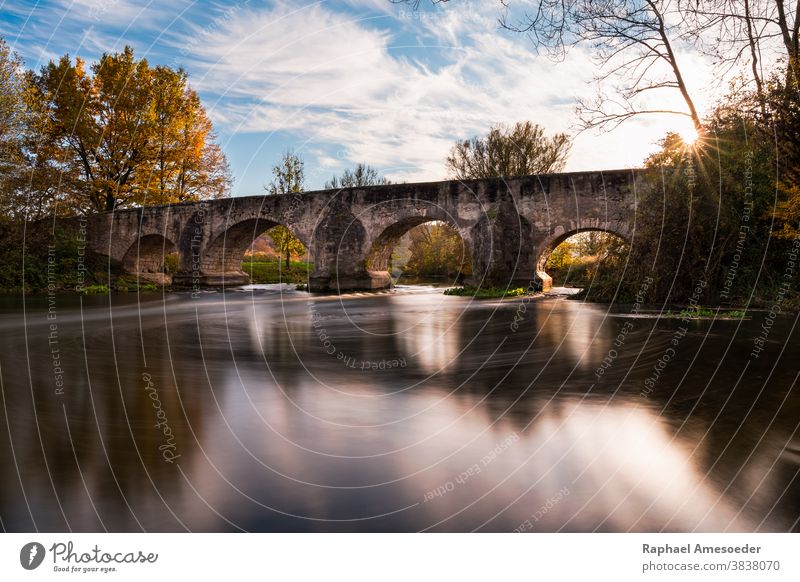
[
  {"x1": 265, "y1": 149, "x2": 304, "y2": 196},
  {"x1": 447, "y1": 121, "x2": 571, "y2": 180},
  {"x1": 325, "y1": 163, "x2": 388, "y2": 188},
  {"x1": 644, "y1": 132, "x2": 691, "y2": 168},
  {"x1": 264, "y1": 150, "x2": 307, "y2": 268},
  {"x1": 575, "y1": 73, "x2": 797, "y2": 306}
]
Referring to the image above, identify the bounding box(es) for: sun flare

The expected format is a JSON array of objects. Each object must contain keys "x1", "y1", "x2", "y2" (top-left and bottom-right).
[{"x1": 679, "y1": 126, "x2": 699, "y2": 146}]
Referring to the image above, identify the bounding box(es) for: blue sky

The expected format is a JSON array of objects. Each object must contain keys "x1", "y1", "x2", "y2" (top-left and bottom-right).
[{"x1": 1, "y1": 0, "x2": 712, "y2": 195}]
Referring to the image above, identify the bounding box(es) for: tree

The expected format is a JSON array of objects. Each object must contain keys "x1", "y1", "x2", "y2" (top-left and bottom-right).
[
  {"x1": 265, "y1": 149, "x2": 304, "y2": 196},
  {"x1": 400, "y1": 1, "x2": 702, "y2": 132},
  {"x1": 30, "y1": 46, "x2": 230, "y2": 213},
  {"x1": 324, "y1": 163, "x2": 388, "y2": 188},
  {"x1": 446, "y1": 121, "x2": 571, "y2": 179},
  {"x1": 403, "y1": 222, "x2": 472, "y2": 278},
  {"x1": 264, "y1": 150, "x2": 306, "y2": 268},
  {"x1": 144, "y1": 68, "x2": 230, "y2": 204},
  {"x1": 265, "y1": 226, "x2": 306, "y2": 269},
  {"x1": 0, "y1": 38, "x2": 30, "y2": 220},
  {"x1": 503, "y1": 1, "x2": 703, "y2": 131},
  {"x1": 681, "y1": 0, "x2": 800, "y2": 96},
  {"x1": 403, "y1": 1, "x2": 799, "y2": 133},
  {"x1": 0, "y1": 39, "x2": 24, "y2": 177},
  {"x1": 644, "y1": 132, "x2": 691, "y2": 168}
]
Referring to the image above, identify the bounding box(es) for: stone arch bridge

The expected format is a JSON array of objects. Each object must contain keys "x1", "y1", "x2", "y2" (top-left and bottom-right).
[{"x1": 84, "y1": 169, "x2": 648, "y2": 292}]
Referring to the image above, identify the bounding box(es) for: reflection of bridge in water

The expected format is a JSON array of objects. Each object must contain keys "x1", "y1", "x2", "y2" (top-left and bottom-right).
[
  {"x1": 84, "y1": 169, "x2": 646, "y2": 292},
  {"x1": 2, "y1": 291, "x2": 797, "y2": 531}
]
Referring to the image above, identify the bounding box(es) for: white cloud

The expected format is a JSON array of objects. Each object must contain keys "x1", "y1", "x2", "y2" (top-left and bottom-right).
[{"x1": 182, "y1": 0, "x2": 719, "y2": 184}]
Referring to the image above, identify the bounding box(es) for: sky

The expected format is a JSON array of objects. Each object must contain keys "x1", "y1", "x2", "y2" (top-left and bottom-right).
[{"x1": 0, "y1": 0, "x2": 718, "y2": 195}]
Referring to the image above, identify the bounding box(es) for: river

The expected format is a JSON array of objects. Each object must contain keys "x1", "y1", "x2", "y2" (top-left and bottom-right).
[{"x1": 0, "y1": 286, "x2": 797, "y2": 532}]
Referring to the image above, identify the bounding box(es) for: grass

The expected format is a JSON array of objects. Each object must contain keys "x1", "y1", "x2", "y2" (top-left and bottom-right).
[
  {"x1": 242, "y1": 259, "x2": 312, "y2": 284},
  {"x1": 80, "y1": 284, "x2": 110, "y2": 295},
  {"x1": 663, "y1": 307, "x2": 747, "y2": 319},
  {"x1": 443, "y1": 285, "x2": 531, "y2": 298}
]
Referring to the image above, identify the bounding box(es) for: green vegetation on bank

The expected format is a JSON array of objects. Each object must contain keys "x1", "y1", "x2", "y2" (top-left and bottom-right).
[
  {"x1": 443, "y1": 286, "x2": 532, "y2": 298},
  {"x1": 661, "y1": 308, "x2": 748, "y2": 320},
  {"x1": 0, "y1": 222, "x2": 168, "y2": 294},
  {"x1": 243, "y1": 259, "x2": 312, "y2": 284}
]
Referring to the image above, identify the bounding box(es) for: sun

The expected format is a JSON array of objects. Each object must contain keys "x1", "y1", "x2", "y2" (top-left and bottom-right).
[{"x1": 679, "y1": 126, "x2": 699, "y2": 146}]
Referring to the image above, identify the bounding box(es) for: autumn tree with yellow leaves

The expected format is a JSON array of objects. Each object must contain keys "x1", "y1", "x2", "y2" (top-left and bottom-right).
[{"x1": 24, "y1": 45, "x2": 230, "y2": 214}]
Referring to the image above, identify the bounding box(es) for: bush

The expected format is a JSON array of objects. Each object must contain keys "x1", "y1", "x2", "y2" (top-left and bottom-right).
[
  {"x1": 164, "y1": 252, "x2": 179, "y2": 273},
  {"x1": 443, "y1": 285, "x2": 530, "y2": 298},
  {"x1": 80, "y1": 284, "x2": 109, "y2": 294},
  {"x1": 0, "y1": 219, "x2": 110, "y2": 292},
  {"x1": 242, "y1": 259, "x2": 312, "y2": 284}
]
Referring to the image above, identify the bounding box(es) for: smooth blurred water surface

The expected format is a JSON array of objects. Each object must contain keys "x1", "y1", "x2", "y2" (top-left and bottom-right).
[{"x1": 0, "y1": 286, "x2": 797, "y2": 532}]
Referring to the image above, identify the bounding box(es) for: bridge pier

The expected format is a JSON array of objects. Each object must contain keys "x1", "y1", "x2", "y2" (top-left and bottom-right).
[{"x1": 463, "y1": 192, "x2": 543, "y2": 292}]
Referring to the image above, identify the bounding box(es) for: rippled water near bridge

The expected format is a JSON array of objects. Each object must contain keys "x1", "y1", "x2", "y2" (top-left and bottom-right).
[{"x1": 0, "y1": 286, "x2": 797, "y2": 532}]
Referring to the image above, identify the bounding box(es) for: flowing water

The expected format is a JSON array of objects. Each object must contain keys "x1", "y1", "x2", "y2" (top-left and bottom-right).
[{"x1": 0, "y1": 286, "x2": 798, "y2": 532}]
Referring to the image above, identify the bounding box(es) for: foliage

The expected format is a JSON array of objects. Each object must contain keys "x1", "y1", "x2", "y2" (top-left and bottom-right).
[
  {"x1": 242, "y1": 259, "x2": 312, "y2": 284},
  {"x1": 164, "y1": 252, "x2": 179, "y2": 274},
  {"x1": 142, "y1": 66, "x2": 231, "y2": 205},
  {"x1": 659, "y1": 308, "x2": 747, "y2": 320},
  {"x1": 402, "y1": 222, "x2": 472, "y2": 278},
  {"x1": 443, "y1": 286, "x2": 529, "y2": 298},
  {"x1": 576, "y1": 76, "x2": 800, "y2": 309},
  {"x1": 644, "y1": 132, "x2": 691, "y2": 168},
  {"x1": 325, "y1": 163, "x2": 388, "y2": 188},
  {"x1": 546, "y1": 239, "x2": 577, "y2": 272},
  {"x1": 266, "y1": 225, "x2": 306, "y2": 269},
  {"x1": 546, "y1": 232, "x2": 628, "y2": 288},
  {"x1": 1, "y1": 43, "x2": 230, "y2": 220},
  {"x1": 0, "y1": 220, "x2": 179, "y2": 293},
  {"x1": 447, "y1": 121, "x2": 570, "y2": 179},
  {"x1": 0, "y1": 38, "x2": 27, "y2": 215},
  {"x1": 0, "y1": 221, "x2": 106, "y2": 292},
  {"x1": 80, "y1": 284, "x2": 110, "y2": 295},
  {"x1": 265, "y1": 149, "x2": 304, "y2": 196},
  {"x1": 263, "y1": 150, "x2": 308, "y2": 268}
]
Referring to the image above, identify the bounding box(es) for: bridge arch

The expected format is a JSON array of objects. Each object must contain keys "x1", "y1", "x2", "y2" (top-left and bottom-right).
[
  {"x1": 365, "y1": 213, "x2": 473, "y2": 286},
  {"x1": 200, "y1": 217, "x2": 309, "y2": 281},
  {"x1": 536, "y1": 226, "x2": 631, "y2": 290},
  {"x1": 122, "y1": 234, "x2": 178, "y2": 285}
]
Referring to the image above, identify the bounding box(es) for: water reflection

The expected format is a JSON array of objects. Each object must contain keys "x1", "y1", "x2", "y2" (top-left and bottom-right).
[{"x1": 0, "y1": 290, "x2": 797, "y2": 532}]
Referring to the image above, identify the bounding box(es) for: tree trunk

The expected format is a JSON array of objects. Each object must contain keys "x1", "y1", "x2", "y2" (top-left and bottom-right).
[
  {"x1": 744, "y1": 0, "x2": 767, "y2": 115},
  {"x1": 649, "y1": 0, "x2": 703, "y2": 131}
]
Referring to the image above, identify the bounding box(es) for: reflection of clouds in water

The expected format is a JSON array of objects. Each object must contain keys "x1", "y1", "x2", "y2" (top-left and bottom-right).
[
  {"x1": 401, "y1": 315, "x2": 460, "y2": 375},
  {"x1": 518, "y1": 400, "x2": 752, "y2": 532},
  {"x1": 537, "y1": 301, "x2": 614, "y2": 369},
  {"x1": 388, "y1": 294, "x2": 463, "y2": 375},
  {"x1": 2, "y1": 292, "x2": 798, "y2": 531}
]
